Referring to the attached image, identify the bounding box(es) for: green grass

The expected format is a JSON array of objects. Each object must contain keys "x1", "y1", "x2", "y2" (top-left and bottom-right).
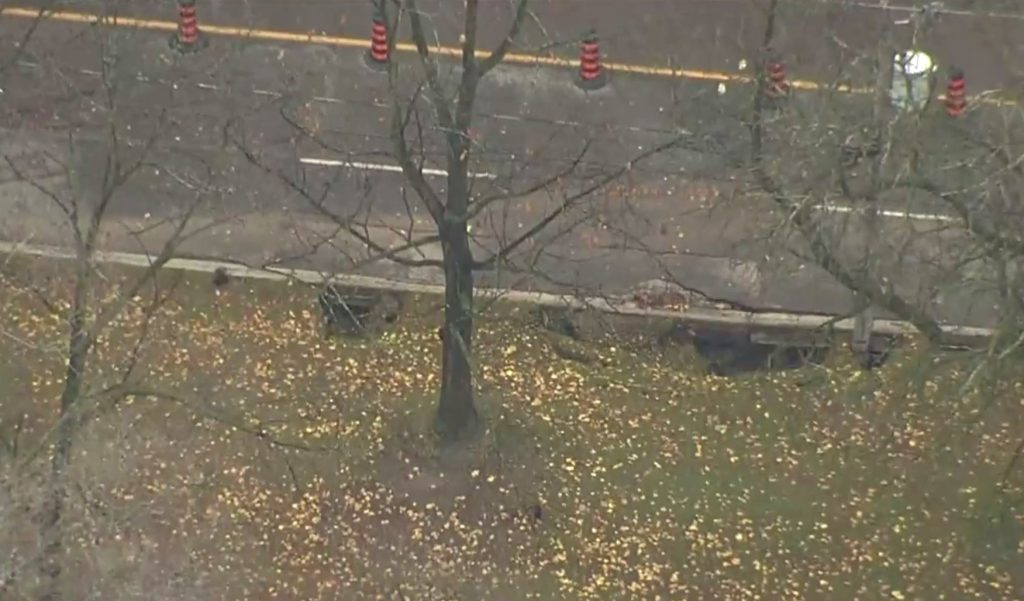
[{"x1": 1, "y1": 254, "x2": 1022, "y2": 600}]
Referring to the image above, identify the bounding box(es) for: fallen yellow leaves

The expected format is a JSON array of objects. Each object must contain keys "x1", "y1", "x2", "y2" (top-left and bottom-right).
[{"x1": 1, "y1": 264, "x2": 1022, "y2": 600}]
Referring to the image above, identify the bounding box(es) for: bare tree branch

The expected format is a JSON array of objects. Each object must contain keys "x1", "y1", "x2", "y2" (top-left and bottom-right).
[
  {"x1": 473, "y1": 135, "x2": 683, "y2": 270},
  {"x1": 231, "y1": 126, "x2": 444, "y2": 268},
  {"x1": 403, "y1": 0, "x2": 453, "y2": 130},
  {"x1": 467, "y1": 140, "x2": 591, "y2": 220},
  {"x1": 747, "y1": 0, "x2": 943, "y2": 341},
  {"x1": 479, "y1": 0, "x2": 530, "y2": 76},
  {"x1": 392, "y1": 107, "x2": 447, "y2": 223}
]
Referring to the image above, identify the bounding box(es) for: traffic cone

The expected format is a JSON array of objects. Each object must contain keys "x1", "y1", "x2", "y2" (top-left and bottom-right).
[
  {"x1": 765, "y1": 59, "x2": 790, "y2": 98},
  {"x1": 945, "y1": 68, "x2": 966, "y2": 117},
  {"x1": 170, "y1": 0, "x2": 206, "y2": 52},
  {"x1": 575, "y1": 30, "x2": 608, "y2": 90},
  {"x1": 365, "y1": 8, "x2": 389, "y2": 71}
]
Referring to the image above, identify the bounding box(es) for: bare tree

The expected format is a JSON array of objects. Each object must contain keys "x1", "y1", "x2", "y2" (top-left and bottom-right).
[
  {"x1": 235, "y1": 0, "x2": 683, "y2": 441},
  {"x1": 723, "y1": 0, "x2": 1024, "y2": 479},
  {"x1": 0, "y1": 11, "x2": 240, "y2": 598},
  {"x1": 730, "y1": 0, "x2": 1023, "y2": 343}
]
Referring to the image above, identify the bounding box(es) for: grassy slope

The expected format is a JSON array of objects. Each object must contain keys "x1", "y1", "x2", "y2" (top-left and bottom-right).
[{"x1": 0, "y1": 257, "x2": 1022, "y2": 600}]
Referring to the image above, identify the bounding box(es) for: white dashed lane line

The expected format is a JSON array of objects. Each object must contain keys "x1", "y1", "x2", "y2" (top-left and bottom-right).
[
  {"x1": 814, "y1": 204, "x2": 958, "y2": 223},
  {"x1": 298, "y1": 157, "x2": 498, "y2": 180}
]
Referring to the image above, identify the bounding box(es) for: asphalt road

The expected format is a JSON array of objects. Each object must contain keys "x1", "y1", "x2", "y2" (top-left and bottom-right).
[
  {"x1": 0, "y1": 12, "x2": 1007, "y2": 328},
  {"x1": 9, "y1": 0, "x2": 1024, "y2": 93}
]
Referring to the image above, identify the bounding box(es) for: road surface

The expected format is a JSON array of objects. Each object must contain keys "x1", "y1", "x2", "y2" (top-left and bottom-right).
[
  {"x1": 0, "y1": 7, "x2": 1010, "y2": 329},
  {"x1": 7, "y1": 0, "x2": 1023, "y2": 92}
]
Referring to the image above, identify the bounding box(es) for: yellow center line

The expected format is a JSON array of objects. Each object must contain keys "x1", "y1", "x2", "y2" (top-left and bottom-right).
[
  {"x1": 0, "y1": 6, "x2": 798, "y2": 86},
  {"x1": 2, "y1": 5, "x2": 1016, "y2": 107}
]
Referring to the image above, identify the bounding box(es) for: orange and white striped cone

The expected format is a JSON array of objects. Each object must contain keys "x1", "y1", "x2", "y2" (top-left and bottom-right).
[
  {"x1": 170, "y1": 0, "x2": 206, "y2": 52},
  {"x1": 364, "y1": 8, "x2": 390, "y2": 71},
  {"x1": 575, "y1": 31, "x2": 608, "y2": 90},
  {"x1": 945, "y1": 68, "x2": 967, "y2": 117},
  {"x1": 765, "y1": 60, "x2": 790, "y2": 98}
]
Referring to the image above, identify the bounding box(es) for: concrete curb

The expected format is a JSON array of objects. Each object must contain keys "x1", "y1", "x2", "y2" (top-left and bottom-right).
[{"x1": 0, "y1": 241, "x2": 995, "y2": 347}]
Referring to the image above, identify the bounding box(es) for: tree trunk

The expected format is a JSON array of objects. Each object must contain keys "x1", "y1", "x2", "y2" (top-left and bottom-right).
[
  {"x1": 435, "y1": 220, "x2": 478, "y2": 440},
  {"x1": 38, "y1": 314, "x2": 89, "y2": 601}
]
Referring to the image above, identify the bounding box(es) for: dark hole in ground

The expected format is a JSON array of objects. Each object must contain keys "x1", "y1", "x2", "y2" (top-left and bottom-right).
[
  {"x1": 211, "y1": 266, "x2": 230, "y2": 289},
  {"x1": 855, "y1": 333, "x2": 898, "y2": 371},
  {"x1": 693, "y1": 329, "x2": 829, "y2": 376},
  {"x1": 318, "y1": 284, "x2": 376, "y2": 337},
  {"x1": 535, "y1": 306, "x2": 581, "y2": 340}
]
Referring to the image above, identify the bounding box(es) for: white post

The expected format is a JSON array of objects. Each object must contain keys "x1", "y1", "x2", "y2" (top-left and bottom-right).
[{"x1": 852, "y1": 307, "x2": 874, "y2": 356}]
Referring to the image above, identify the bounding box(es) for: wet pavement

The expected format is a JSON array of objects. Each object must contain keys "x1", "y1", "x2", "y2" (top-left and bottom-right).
[
  {"x1": 9, "y1": 0, "x2": 1024, "y2": 93},
  {"x1": 0, "y1": 8, "x2": 1011, "y2": 329}
]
